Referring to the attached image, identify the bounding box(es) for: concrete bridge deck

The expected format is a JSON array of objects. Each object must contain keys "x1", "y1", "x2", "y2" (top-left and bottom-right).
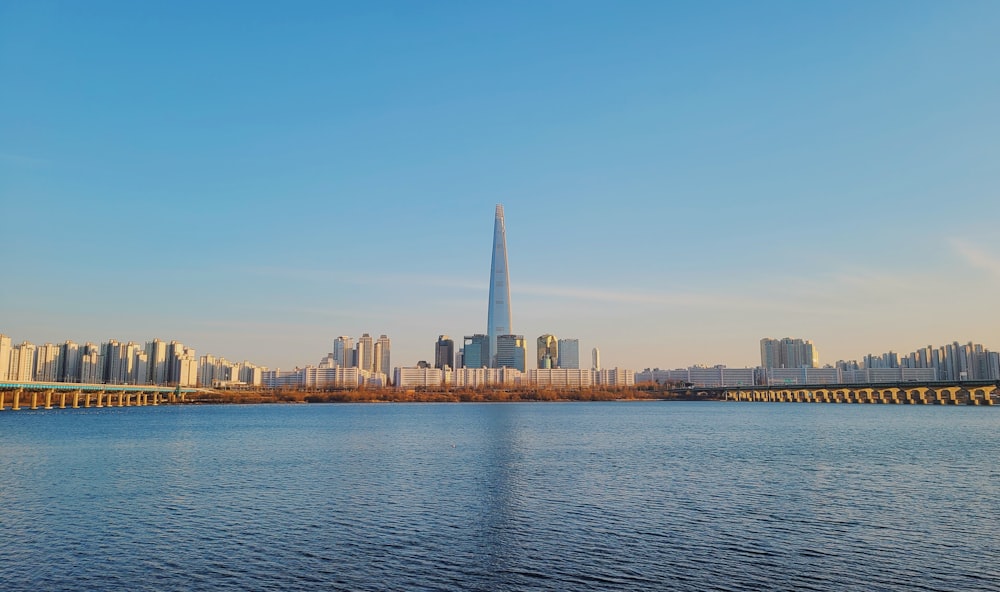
[
  {"x1": 0, "y1": 381, "x2": 200, "y2": 411},
  {"x1": 671, "y1": 380, "x2": 999, "y2": 405}
]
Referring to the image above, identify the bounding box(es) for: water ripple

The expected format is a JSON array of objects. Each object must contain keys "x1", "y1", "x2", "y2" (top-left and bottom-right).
[{"x1": 0, "y1": 403, "x2": 998, "y2": 591}]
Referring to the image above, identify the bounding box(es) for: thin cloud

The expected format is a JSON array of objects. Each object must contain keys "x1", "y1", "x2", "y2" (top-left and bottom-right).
[
  {"x1": 243, "y1": 267, "x2": 484, "y2": 291},
  {"x1": 950, "y1": 239, "x2": 1000, "y2": 280}
]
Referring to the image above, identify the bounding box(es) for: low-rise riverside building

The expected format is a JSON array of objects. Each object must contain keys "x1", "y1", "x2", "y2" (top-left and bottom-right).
[
  {"x1": 638, "y1": 365, "x2": 940, "y2": 387},
  {"x1": 392, "y1": 367, "x2": 633, "y2": 389},
  {"x1": 528, "y1": 368, "x2": 593, "y2": 388},
  {"x1": 263, "y1": 366, "x2": 386, "y2": 389}
]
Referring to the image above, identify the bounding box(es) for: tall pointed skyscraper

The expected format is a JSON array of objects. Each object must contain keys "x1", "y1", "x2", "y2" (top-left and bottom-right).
[{"x1": 487, "y1": 204, "x2": 512, "y2": 367}]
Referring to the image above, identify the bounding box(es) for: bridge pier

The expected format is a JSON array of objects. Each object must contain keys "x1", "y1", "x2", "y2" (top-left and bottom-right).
[
  {"x1": 96, "y1": 390, "x2": 104, "y2": 408},
  {"x1": 59, "y1": 391, "x2": 67, "y2": 409},
  {"x1": 935, "y1": 387, "x2": 958, "y2": 405},
  {"x1": 73, "y1": 390, "x2": 80, "y2": 409},
  {"x1": 0, "y1": 390, "x2": 5, "y2": 410},
  {"x1": 31, "y1": 391, "x2": 39, "y2": 410},
  {"x1": 967, "y1": 386, "x2": 994, "y2": 406},
  {"x1": 12, "y1": 389, "x2": 21, "y2": 410},
  {"x1": 44, "y1": 389, "x2": 54, "y2": 410}
]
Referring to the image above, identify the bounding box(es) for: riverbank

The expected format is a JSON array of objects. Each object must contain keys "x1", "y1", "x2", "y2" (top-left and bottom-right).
[{"x1": 183, "y1": 385, "x2": 719, "y2": 404}]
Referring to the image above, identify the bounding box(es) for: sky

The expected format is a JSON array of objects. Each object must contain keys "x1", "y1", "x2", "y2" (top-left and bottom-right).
[{"x1": 2, "y1": 1, "x2": 1000, "y2": 371}]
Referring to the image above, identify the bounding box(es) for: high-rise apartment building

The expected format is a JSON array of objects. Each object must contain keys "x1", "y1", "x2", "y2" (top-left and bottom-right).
[
  {"x1": 487, "y1": 204, "x2": 512, "y2": 367},
  {"x1": 760, "y1": 337, "x2": 818, "y2": 368},
  {"x1": 592, "y1": 347, "x2": 601, "y2": 371},
  {"x1": 0, "y1": 334, "x2": 12, "y2": 381},
  {"x1": 10, "y1": 342, "x2": 36, "y2": 381},
  {"x1": 80, "y1": 344, "x2": 103, "y2": 384},
  {"x1": 34, "y1": 343, "x2": 62, "y2": 382},
  {"x1": 435, "y1": 335, "x2": 455, "y2": 369},
  {"x1": 356, "y1": 333, "x2": 374, "y2": 372},
  {"x1": 496, "y1": 334, "x2": 526, "y2": 372},
  {"x1": 61, "y1": 341, "x2": 81, "y2": 383},
  {"x1": 537, "y1": 334, "x2": 558, "y2": 369},
  {"x1": 374, "y1": 334, "x2": 391, "y2": 377},
  {"x1": 558, "y1": 338, "x2": 580, "y2": 369},
  {"x1": 333, "y1": 336, "x2": 354, "y2": 368},
  {"x1": 145, "y1": 339, "x2": 168, "y2": 385}
]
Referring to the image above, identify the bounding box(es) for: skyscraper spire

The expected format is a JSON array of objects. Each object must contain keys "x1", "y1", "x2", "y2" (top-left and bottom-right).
[{"x1": 487, "y1": 204, "x2": 512, "y2": 367}]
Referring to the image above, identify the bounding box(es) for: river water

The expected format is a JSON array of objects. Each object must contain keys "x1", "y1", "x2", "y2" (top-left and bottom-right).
[{"x1": 1, "y1": 402, "x2": 997, "y2": 591}]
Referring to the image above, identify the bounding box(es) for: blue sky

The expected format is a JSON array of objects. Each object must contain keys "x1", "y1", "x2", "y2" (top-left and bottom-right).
[{"x1": 2, "y1": 1, "x2": 1000, "y2": 370}]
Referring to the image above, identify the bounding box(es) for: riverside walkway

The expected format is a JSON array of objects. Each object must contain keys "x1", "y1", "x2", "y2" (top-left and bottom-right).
[
  {"x1": 0, "y1": 381, "x2": 199, "y2": 410},
  {"x1": 671, "y1": 380, "x2": 999, "y2": 405}
]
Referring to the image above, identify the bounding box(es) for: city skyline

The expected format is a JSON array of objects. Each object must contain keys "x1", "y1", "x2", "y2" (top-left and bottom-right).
[{"x1": 3, "y1": 3, "x2": 1000, "y2": 370}]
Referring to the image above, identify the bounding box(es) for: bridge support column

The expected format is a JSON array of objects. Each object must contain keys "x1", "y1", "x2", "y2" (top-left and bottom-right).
[
  {"x1": 59, "y1": 391, "x2": 66, "y2": 409},
  {"x1": 116, "y1": 391, "x2": 124, "y2": 407},
  {"x1": 152, "y1": 392, "x2": 159, "y2": 406},
  {"x1": 12, "y1": 389, "x2": 21, "y2": 410},
  {"x1": 935, "y1": 387, "x2": 957, "y2": 405},
  {"x1": 31, "y1": 391, "x2": 39, "y2": 410},
  {"x1": 95, "y1": 390, "x2": 104, "y2": 408},
  {"x1": 0, "y1": 390, "x2": 6, "y2": 410},
  {"x1": 884, "y1": 388, "x2": 902, "y2": 404},
  {"x1": 967, "y1": 386, "x2": 994, "y2": 405},
  {"x1": 73, "y1": 390, "x2": 80, "y2": 409},
  {"x1": 44, "y1": 389, "x2": 53, "y2": 410}
]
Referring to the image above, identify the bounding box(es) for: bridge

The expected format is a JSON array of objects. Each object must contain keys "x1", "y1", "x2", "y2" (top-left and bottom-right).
[
  {"x1": 670, "y1": 380, "x2": 999, "y2": 405},
  {"x1": 0, "y1": 381, "x2": 201, "y2": 411}
]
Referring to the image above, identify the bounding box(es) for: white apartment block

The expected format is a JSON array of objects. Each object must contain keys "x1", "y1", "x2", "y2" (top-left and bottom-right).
[
  {"x1": 34, "y1": 343, "x2": 62, "y2": 382},
  {"x1": 0, "y1": 334, "x2": 11, "y2": 381},
  {"x1": 528, "y1": 368, "x2": 593, "y2": 388},
  {"x1": 596, "y1": 368, "x2": 635, "y2": 387},
  {"x1": 394, "y1": 367, "x2": 446, "y2": 389}
]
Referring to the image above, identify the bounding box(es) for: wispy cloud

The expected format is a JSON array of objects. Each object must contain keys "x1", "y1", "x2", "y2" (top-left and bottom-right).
[
  {"x1": 950, "y1": 239, "x2": 1000, "y2": 280},
  {"x1": 243, "y1": 267, "x2": 484, "y2": 291}
]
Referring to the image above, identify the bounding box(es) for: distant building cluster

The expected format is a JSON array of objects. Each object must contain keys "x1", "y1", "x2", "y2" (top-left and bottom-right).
[
  {"x1": 835, "y1": 341, "x2": 1000, "y2": 382},
  {"x1": 640, "y1": 338, "x2": 1000, "y2": 387},
  {"x1": 636, "y1": 366, "x2": 937, "y2": 387},
  {"x1": 393, "y1": 366, "x2": 634, "y2": 389},
  {"x1": 760, "y1": 337, "x2": 820, "y2": 369},
  {"x1": 0, "y1": 334, "x2": 263, "y2": 388},
  {"x1": 262, "y1": 206, "x2": 633, "y2": 389},
  {"x1": 264, "y1": 333, "x2": 393, "y2": 388}
]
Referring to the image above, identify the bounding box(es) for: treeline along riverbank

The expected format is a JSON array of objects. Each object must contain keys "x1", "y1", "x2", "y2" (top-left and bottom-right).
[{"x1": 183, "y1": 383, "x2": 711, "y2": 404}]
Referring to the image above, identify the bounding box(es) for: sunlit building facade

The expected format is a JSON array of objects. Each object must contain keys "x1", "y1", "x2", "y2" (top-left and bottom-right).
[
  {"x1": 487, "y1": 204, "x2": 512, "y2": 367},
  {"x1": 537, "y1": 334, "x2": 558, "y2": 369}
]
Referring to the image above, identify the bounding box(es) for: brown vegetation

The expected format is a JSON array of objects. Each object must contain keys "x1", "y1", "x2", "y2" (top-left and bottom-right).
[{"x1": 183, "y1": 381, "x2": 716, "y2": 405}]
